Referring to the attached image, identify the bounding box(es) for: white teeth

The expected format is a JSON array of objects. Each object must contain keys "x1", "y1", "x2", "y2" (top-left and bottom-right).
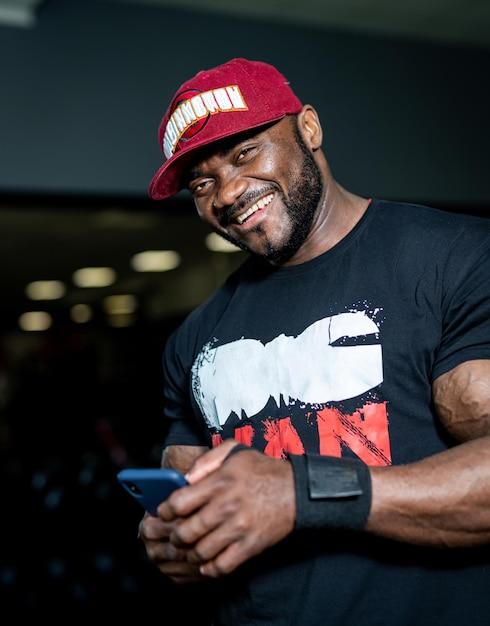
[
  {"x1": 236, "y1": 193, "x2": 273, "y2": 225},
  {"x1": 236, "y1": 207, "x2": 256, "y2": 225}
]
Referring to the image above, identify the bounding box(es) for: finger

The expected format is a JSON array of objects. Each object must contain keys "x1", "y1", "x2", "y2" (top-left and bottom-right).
[
  {"x1": 139, "y1": 520, "x2": 205, "y2": 584},
  {"x1": 183, "y1": 516, "x2": 237, "y2": 563},
  {"x1": 169, "y1": 500, "x2": 222, "y2": 548},
  {"x1": 155, "y1": 556, "x2": 204, "y2": 583},
  {"x1": 199, "y1": 539, "x2": 252, "y2": 578},
  {"x1": 152, "y1": 538, "x2": 188, "y2": 562},
  {"x1": 139, "y1": 513, "x2": 173, "y2": 540},
  {"x1": 158, "y1": 442, "x2": 244, "y2": 522},
  {"x1": 158, "y1": 472, "x2": 223, "y2": 522},
  {"x1": 185, "y1": 439, "x2": 241, "y2": 483}
]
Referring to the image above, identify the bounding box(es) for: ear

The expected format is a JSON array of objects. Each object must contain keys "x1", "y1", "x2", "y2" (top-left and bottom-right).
[{"x1": 297, "y1": 105, "x2": 323, "y2": 150}]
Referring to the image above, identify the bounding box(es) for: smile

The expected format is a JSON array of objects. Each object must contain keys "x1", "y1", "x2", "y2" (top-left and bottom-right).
[{"x1": 236, "y1": 193, "x2": 274, "y2": 225}]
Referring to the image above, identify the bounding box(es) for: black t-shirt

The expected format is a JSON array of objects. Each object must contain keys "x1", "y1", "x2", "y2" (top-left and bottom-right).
[{"x1": 162, "y1": 199, "x2": 490, "y2": 625}]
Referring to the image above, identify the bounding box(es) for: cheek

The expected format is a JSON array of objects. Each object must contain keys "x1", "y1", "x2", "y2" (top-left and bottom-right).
[
  {"x1": 195, "y1": 201, "x2": 227, "y2": 235},
  {"x1": 259, "y1": 153, "x2": 278, "y2": 177},
  {"x1": 195, "y1": 200, "x2": 213, "y2": 224},
  {"x1": 263, "y1": 146, "x2": 303, "y2": 185},
  {"x1": 194, "y1": 201, "x2": 204, "y2": 219}
]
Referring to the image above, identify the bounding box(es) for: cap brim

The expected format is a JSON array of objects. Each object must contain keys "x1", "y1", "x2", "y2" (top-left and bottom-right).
[
  {"x1": 149, "y1": 150, "x2": 195, "y2": 201},
  {"x1": 148, "y1": 113, "x2": 290, "y2": 201}
]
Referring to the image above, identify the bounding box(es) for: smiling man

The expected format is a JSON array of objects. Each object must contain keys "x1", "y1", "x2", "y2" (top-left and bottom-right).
[{"x1": 137, "y1": 58, "x2": 490, "y2": 625}]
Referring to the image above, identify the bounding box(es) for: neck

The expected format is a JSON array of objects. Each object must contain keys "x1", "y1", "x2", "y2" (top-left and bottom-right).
[{"x1": 278, "y1": 181, "x2": 370, "y2": 267}]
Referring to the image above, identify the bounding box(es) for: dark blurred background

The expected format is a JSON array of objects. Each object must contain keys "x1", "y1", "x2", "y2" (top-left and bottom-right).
[{"x1": 0, "y1": 0, "x2": 489, "y2": 617}]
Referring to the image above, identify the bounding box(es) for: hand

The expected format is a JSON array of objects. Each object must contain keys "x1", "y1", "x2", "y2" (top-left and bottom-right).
[
  {"x1": 157, "y1": 444, "x2": 296, "y2": 578},
  {"x1": 185, "y1": 438, "x2": 242, "y2": 483},
  {"x1": 138, "y1": 513, "x2": 205, "y2": 585}
]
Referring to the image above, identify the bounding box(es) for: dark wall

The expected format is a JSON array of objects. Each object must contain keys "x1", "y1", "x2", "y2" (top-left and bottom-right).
[{"x1": 1, "y1": 0, "x2": 489, "y2": 205}]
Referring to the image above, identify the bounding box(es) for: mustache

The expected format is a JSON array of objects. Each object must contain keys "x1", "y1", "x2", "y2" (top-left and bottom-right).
[{"x1": 218, "y1": 187, "x2": 277, "y2": 227}]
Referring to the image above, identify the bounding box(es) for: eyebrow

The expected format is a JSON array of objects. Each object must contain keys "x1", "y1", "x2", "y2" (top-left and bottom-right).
[
  {"x1": 186, "y1": 168, "x2": 205, "y2": 183},
  {"x1": 186, "y1": 147, "x2": 238, "y2": 183},
  {"x1": 184, "y1": 144, "x2": 233, "y2": 186}
]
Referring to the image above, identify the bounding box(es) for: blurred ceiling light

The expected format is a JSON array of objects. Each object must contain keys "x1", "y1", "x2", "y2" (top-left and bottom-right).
[
  {"x1": 107, "y1": 314, "x2": 136, "y2": 328},
  {"x1": 25, "y1": 279, "x2": 66, "y2": 300},
  {"x1": 205, "y1": 233, "x2": 241, "y2": 253},
  {"x1": 18, "y1": 311, "x2": 52, "y2": 332},
  {"x1": 130, "y1": 250, "x2": 181, "y2": 272},
  {"x1": 72, "y1": 267, "x2": 117, "y2": 288},
  {"x1": 103, "y1": 294, "x2": 138, "y2": 315},
  {"x1": 70, "y1": 304, "x2": 93, "y2": 324},
  {"x1": 106, "y1": 313, "x2": 136, "y2": 328},
  {"x1": 0, "y1": 0, "x2": 45, "y2": 28}
]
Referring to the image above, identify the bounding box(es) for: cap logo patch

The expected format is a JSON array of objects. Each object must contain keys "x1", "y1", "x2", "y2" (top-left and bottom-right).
[{"x1": 163, "y1": 85, "x2": 248, "y2": 158}]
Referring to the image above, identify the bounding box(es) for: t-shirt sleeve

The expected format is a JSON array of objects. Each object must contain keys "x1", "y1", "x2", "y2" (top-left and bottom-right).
[
  {"x1": 432, "y1": 225, "x2": 490, "y2": 380},
  {"x1": 164, "y1": 415, "x2": 210, "y2": 447},
  {"x1": 160, "y1": 318, "x2": 212, "y2": 448}
]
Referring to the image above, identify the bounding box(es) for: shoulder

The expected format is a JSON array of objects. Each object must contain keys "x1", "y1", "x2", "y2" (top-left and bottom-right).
[
  {"x1": 369, "y1": 199, "x2": 489, "y2": 264},
  {"x1": 372, "y1": 198, "x2": 490, "y2": 234},
  {"x1": 185, "y1": 257, "x2": 254, "y2": 324},
  {"x1": 165, "y1": 257, "x2": 253, "y2": 352}
]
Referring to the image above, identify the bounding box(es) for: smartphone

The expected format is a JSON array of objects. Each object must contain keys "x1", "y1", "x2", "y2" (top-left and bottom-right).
[{"x1": 117, "y1": 468, "x2": 188, "y2": 516}]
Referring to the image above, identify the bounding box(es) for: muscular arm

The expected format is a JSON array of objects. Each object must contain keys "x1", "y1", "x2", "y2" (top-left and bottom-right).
[
  {"x1": 366, "y1": 359, "x2": 490, "y2": 547},
  {"x1": 156, "y1": 360, "x2": 490, "y2": 578}
]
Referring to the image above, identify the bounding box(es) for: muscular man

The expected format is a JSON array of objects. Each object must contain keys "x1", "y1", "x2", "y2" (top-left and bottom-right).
[{"x1": 139, "y1": 58, "x2": 490, "y2": 625}]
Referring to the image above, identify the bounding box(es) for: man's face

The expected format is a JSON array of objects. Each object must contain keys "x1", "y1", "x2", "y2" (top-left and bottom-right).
[{"x1": 185, "y1": 116, "x2": 323, "y2": 264}]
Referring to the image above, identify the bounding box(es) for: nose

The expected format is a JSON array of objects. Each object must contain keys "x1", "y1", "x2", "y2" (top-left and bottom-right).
[{"x1": 213, "y1": 170, "x2": 248, "y2": 211}]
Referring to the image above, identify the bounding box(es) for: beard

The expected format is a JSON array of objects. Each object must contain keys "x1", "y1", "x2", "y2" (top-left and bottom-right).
[{"x1": 218, "y1": 119, "x2": 324, "y2": 264}]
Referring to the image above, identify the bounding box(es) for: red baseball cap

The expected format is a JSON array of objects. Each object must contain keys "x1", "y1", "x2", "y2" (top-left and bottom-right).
[{"x1": 148, "y1": 58, "x2": 303, "y2": 201}]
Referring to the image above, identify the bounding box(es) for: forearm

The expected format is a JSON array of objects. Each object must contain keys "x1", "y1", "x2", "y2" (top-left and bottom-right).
[
  {"x1": 367, "y1": 436, "x2": 490, "y2": 547},
  {"x1": 161, "y1": 444, "x2": 209, "y2": 474}
]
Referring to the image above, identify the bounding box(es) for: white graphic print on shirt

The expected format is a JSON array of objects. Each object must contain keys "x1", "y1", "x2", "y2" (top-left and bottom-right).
[{"x1": 191, "y1": 311, "x2": 391, "y2": 466}]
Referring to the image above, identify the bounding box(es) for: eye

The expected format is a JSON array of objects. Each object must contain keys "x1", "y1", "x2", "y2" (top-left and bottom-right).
[
  {"x1": 236, "y1": 145, "x2": 256, "y2": 163},
  {"x1": 189, "y1": 178, "x2": 213, "y2": 197}
]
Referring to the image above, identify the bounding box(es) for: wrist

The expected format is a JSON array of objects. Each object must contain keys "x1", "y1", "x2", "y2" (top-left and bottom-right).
[{"x1": 287, "y1": 453, "x2": 372, "y2": 531}]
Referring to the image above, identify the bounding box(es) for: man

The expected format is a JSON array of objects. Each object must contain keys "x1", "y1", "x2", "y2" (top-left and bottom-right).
[{"x1": 139, "y1": 58, "x2": 490, "y2": 625}]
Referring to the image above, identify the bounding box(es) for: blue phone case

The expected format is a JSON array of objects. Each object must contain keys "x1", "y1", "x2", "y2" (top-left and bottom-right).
[{"x1": 117, "y1": 468, "x2": 188, "y2": 515}]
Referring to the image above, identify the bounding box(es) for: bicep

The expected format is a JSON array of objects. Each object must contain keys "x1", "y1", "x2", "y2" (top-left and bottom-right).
[
  {"x1": 433, "y1": 359, "x2": 490, "y2": 442},
  {"x1": 160, "y1": 444, "x2": 209, "y2": 475}
]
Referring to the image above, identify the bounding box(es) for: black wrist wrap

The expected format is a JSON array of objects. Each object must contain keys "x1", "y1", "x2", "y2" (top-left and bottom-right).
[{"x1": 287, "y1": 453, "x2": 372, "y2": 531}]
